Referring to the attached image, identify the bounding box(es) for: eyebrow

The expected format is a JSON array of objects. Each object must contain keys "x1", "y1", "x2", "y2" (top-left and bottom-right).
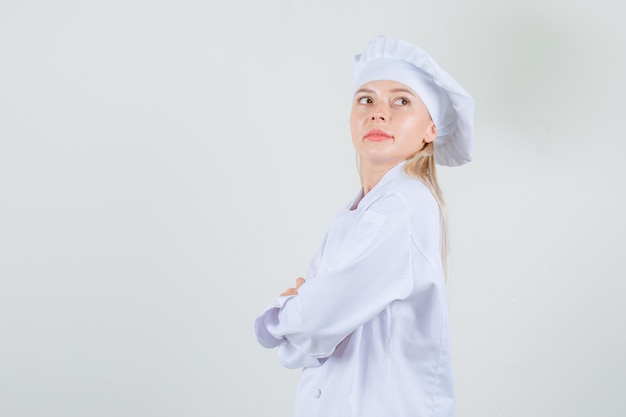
[
  {"x1": 389, "y1": 87, "x2": 418, "y2": 97},
  {"x1": 354, "y1": 87, "x2": 418, "y2": 97},
  {"x1": 354, "y1": 88, "x2": 375, "y2": 95}
]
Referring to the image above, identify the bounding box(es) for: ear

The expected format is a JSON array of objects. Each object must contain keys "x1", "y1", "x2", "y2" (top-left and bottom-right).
[{"x1": 423, "y1": 121, "x2": 437, "y2": 144}]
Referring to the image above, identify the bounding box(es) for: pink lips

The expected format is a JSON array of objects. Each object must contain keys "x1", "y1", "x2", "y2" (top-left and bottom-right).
[{"x1": 364, "y1": 129, "x2": 393, "y2": 142}]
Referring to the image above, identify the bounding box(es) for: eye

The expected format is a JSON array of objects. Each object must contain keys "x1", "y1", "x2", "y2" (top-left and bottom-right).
[
  {"x1": 393, "y1": 97, "x2": 410, "y2": 105},
  {"x1": 357, "y1": 96, "x2": 373, "y2": 104}
]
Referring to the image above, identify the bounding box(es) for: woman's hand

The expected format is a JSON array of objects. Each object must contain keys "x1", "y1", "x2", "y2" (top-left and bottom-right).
[{"x1": 280, "y1": 277, "x2": 306, "y2": 296}]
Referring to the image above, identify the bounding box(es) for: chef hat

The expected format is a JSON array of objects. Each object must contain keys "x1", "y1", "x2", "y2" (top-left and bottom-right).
[{"x1": 353, "y1": 35, "x2": 474, "y2": 167}]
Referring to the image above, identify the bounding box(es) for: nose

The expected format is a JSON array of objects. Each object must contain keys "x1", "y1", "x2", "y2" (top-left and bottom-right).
[
  {"x1": 371, "y1": 104, "x2": 388, "y2": 122},
  {"x1": 371, "y1": 112, "x2": 386, "y2": 121}
]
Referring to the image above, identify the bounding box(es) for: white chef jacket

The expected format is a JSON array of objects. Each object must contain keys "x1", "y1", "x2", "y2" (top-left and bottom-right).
[{"x1": 255, "y1": 161, "x2": 454, "y2": 417}]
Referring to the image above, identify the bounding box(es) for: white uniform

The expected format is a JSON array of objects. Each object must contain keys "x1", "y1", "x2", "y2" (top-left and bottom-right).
[{"x1": 255, "y1": 161, "x2": 454, "y2": 417}]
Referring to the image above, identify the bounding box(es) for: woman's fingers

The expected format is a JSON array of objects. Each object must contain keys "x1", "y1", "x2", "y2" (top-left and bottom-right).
[
  {"x1": 279, "y1": 288, "x2": 295, "y2": 296},
  {"x1": 279, "y1": 277, "x2": 307, "y2": 296}
]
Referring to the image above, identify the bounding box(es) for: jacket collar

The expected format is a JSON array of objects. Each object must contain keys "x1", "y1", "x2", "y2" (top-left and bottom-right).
[{"x1": 347, "y1": 160, "x2": 408, "y2": 211}]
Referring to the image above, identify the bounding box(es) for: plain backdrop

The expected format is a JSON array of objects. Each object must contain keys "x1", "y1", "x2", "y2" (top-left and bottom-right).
[{"x1": 1, "y1": 1, "x2": 625, "y2": 416}]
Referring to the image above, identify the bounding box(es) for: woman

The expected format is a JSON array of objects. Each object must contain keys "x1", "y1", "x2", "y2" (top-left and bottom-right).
[{"x1": 254, "y1": 35, "x2": 474, "y2": 417}]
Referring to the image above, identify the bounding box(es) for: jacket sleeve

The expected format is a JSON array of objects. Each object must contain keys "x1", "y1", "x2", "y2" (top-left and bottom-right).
[
  {"x1": 254, "y1": 231, "x2": 330, "y2": 368},
  {"x1": 255, "y1": 193, "x2": 419, "y2": 364}
]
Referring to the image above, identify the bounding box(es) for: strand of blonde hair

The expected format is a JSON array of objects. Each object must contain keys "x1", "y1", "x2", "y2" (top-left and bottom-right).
[{"x1": 404, "y1": 142, "x2": 449, "y2": 285}]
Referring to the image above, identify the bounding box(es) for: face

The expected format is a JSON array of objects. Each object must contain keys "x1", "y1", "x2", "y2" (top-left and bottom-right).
[{"x1": 350, "y1": 80, "x2": 436, "y2": 170}]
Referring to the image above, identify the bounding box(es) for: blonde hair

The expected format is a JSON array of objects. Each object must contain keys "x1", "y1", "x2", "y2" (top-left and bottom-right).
[{"x1": 404, "y1": 142, "x2": 449, "y2": 282}]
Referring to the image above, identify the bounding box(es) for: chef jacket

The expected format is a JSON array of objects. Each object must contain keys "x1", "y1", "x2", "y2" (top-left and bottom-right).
[{"x1": 255, "y1": 161, "x2": 454, "y2": 417}]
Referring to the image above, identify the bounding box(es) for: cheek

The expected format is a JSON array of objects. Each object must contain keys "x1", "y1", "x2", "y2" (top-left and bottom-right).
[
  {"x1": 403, "y1": 118, "x2": 429, "y2": 139},
  {"x1": 349, "y1": 117, "x2": 364, "y2": 150},
  {"x1": 349, "y1": 111, "x2": 360, "y2": 137},
  {"x1": 350, "y1": 127, "x2": 360, "y2": 149},
  {"x1": 349, "y1": 107, "x2": 358, "y2": 123}
]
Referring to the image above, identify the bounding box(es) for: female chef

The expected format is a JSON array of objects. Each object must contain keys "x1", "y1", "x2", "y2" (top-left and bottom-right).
[{"x1": 254, "y1": 35, "x2": 474, "y2": 417}]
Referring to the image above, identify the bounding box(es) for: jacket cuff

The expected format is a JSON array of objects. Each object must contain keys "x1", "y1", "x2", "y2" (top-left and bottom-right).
[{"x1": 254, "y1": 296, "x2": 294, "y2": 348}]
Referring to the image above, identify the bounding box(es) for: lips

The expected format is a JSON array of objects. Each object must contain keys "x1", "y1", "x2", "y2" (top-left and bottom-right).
[{"x1": 364, "y1": 129, "x2": 393, "y2": 142}]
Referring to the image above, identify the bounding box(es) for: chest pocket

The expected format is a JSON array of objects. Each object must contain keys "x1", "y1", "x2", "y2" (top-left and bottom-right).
[{"x1": 323, "y1": 209, "x2": 387, "y2": 273}]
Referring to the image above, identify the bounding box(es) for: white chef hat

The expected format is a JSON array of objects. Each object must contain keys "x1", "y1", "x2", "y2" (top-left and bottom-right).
[{"x1": 353, "y1": 35, "x2": 474, "y2": 167}]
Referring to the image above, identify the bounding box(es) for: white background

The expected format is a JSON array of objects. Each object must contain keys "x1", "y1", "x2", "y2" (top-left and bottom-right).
[{"x1": 1, "y1": 0, "x2": 625, "y2": 416}]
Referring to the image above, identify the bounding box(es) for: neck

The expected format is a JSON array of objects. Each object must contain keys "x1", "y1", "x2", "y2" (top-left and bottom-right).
[{"x1": 359, "y1": 158, "x2": 402, "y2": 195}]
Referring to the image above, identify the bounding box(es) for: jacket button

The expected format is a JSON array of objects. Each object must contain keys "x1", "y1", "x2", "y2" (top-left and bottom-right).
[{"x1": 314, "y1": 388, "x2": 321, "y2": 399}]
